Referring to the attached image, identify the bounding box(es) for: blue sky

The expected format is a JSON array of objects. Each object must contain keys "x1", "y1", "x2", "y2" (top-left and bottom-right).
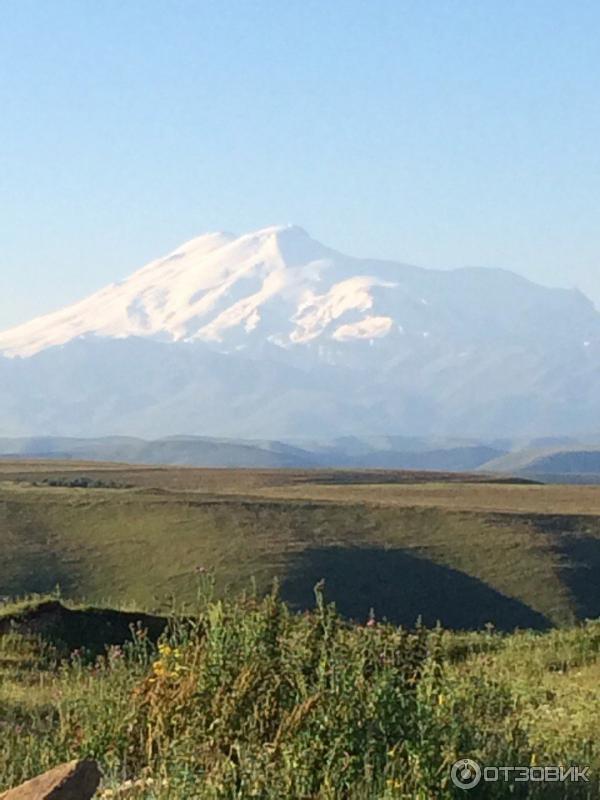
[{"x1": 2, "y1": 0, "x2": 599, "y2": 327}]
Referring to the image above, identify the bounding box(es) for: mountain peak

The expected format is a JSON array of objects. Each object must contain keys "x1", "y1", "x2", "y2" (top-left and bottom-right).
[
  {"x1": 2, "y1": 226, "x2": 600, "y2": 439},
  {"x1": 0, "y1": 226, "x2": 598, "y2": 360},
  {"x1": 249, "y1": 223, "x2": 309, "y2": 238}
]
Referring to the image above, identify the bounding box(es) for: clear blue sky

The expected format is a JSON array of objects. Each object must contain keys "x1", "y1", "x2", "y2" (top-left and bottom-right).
[{"x1": 2, "y1": 0, "x2": 599, "y2": 328}]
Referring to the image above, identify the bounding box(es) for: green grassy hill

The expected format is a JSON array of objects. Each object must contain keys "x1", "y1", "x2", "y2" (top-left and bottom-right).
[{"x1": 2, "y1": 462, "x2": 600, "y2": 630}]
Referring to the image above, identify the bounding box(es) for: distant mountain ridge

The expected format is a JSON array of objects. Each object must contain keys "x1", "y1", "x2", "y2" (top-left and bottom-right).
[
  {"x1": 0, "y1": 434, "x2": 502, "y2": 470},
  {"x1": 1, "y1": 225, "x2": 599, "y2": 439},
  {"x1": 1, "y1": 433, "x2": 599, "y2": 480}
]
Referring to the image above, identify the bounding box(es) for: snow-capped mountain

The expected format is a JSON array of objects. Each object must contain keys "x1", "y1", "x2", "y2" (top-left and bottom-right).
[
  {"x1": 0, "y1": 225, "x2": 396, "y2": 357},
  {"x1": 1, "y1": 224, "x2": 599, "y2": 439}
]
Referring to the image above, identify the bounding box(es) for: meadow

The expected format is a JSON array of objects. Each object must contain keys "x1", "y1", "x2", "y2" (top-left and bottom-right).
[
  {"x1": 2, "y1": 462, "x2": 600, "y2": 797},
  {"x1": 1, "y1": 587, "x2": 600, "y2": 798},
  {"x1": 2, "y1": 462, "x2": 600, "y2": 628}
]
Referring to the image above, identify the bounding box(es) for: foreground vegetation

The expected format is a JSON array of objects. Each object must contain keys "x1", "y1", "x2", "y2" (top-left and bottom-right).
[{"x1": 1, "y1": 585, "x2": 599, "y2": 798}]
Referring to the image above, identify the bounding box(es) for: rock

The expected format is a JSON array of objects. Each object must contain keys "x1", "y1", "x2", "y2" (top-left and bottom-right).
[{"x1": 0, "y1": 760, "x2": 101, "y2": 800}]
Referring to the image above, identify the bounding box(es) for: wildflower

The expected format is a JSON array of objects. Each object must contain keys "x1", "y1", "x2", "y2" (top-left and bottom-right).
[{"x1": 152, "y1": 660, "x2": 168, "y2": 676}]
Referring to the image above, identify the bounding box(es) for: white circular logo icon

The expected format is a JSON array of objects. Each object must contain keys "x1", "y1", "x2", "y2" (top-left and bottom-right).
[{"x1": 451, "y1": 758, "x2": 482, "y2": 790}]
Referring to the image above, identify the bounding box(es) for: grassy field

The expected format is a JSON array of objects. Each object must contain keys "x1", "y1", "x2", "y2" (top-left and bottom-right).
[
  {"x1": 1, "y1": 589, "x2": 600, "y2": 798},
  {"x1": 2, "y1": 461, "x2": 600, "y2": 628},
  {"x1": 2, "y1": 462, "x2": 600, "y2": 796}
]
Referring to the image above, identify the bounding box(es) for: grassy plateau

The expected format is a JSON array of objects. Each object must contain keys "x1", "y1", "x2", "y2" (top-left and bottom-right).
[{"x1": 1, "y1": 461, "x2": 600, "y2": 797}]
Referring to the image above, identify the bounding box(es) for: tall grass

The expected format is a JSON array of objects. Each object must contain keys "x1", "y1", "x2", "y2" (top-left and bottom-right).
[{"x1": 1, "y1": 583, "x2": 599, "y2": 798}]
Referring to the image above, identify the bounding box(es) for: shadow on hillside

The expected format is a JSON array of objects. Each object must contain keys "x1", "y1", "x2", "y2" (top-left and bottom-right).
[
  {"x1": 519, "y1": 515, "x2": 600, "y2": 621},
  {"x1": 558, "y1": 536, "x2": 600, "y2": 619},
  {"x1": 558, "y1": 536, "x2": 600, "y2": 618},
  {"x1": 280, "y1": 546, "x2": 550, "y2": 631}
]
